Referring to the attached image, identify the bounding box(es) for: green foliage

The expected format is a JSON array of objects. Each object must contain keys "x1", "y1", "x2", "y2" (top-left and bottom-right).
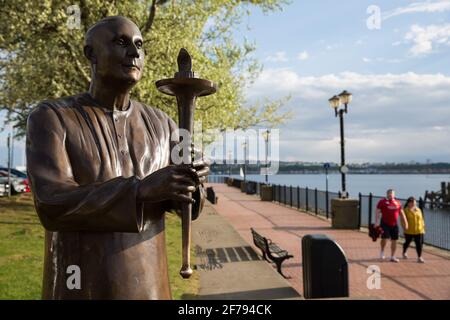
[{"x1": 0, "y1": 0, "x2": 292, "y2": 137}]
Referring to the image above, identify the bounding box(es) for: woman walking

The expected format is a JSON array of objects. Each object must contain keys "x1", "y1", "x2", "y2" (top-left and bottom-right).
[{"x1": 402, "y1": 197, "x2": 426, "y2": 263}]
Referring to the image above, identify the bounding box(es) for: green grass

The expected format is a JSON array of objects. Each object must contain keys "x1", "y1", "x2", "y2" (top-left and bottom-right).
[
  {"x1": 0, "y1": 194, "x2": 198, "y2": 300},
  {"x1": 0, "y1": 194, "x2": 43, "y2": 299},
  {"x1": 165, "y1": 213, "x2": 199, "y2": 299}
]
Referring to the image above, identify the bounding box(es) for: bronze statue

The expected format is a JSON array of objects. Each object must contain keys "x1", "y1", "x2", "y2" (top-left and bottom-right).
[{"x1": 26, "y1": 16, "x2": 211, "y2": 299}]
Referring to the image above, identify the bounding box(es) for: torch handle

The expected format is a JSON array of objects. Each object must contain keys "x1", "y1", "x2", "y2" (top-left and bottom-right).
[
  {"x1": 179, "y1": 200, "x2": 193, "y2": 278},
  {"x1": 176, "y1": 94, "x2": 196, "y2": 279}
]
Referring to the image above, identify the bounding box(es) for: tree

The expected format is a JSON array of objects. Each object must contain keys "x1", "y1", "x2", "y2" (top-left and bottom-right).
[{"x1": 0, "y1": 0, "x2": 292, "y2": 139}]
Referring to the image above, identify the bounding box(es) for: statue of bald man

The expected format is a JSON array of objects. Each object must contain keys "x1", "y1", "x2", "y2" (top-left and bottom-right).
[{"x1": 26, "y1": 16, "x2": 209, "y2": 300}]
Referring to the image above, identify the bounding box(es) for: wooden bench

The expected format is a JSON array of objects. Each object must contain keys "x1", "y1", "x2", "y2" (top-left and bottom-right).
[{"x1": 251, "y1": 228, "x2": 293, "y2": 278}]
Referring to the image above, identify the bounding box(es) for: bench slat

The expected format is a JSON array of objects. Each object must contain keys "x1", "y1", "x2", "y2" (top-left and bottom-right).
[
  {"x1": 252, "y1": 229, "x2": 289, "y2": 257},
  {"x1": 251, "y1": 228, "x2": 293, "y2": 278}
]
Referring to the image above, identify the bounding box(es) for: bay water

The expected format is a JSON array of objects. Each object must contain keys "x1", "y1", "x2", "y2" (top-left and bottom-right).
[{"x1": 224, "y1": 173, "x2": 450, "y2": 199}]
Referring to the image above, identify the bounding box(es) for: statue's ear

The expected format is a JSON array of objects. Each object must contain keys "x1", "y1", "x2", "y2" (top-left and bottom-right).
[{"x1": 83, "y1": 45, "x2": 96, "y2": 64}]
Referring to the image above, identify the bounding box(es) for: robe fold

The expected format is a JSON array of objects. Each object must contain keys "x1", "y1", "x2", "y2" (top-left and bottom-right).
[{"x1": 26, "y1": 92, "x2": 205, "y2": 299}]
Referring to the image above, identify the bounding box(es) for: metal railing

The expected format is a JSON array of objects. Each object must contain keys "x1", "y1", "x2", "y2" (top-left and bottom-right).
[
  {"x1": 207, "y1": 175, "x2": 227, "y2": 184},
  {"x1": 270, "y1": 184, "x2": 341, "y2": 220},
  {"x1": 208, "y1": 176, "x2": 450, "y2": 251}
]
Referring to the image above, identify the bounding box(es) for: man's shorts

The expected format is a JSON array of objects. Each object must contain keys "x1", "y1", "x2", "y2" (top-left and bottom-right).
[{"x1": 380, "y1": 222, "x2": 399, "y2": 240}]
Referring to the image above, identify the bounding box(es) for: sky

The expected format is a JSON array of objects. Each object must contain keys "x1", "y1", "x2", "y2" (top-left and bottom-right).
[
  {"x1": 1, "y1": 0, "x2": 450, "y2": 167},
  {"x1": 233, "y1": 0, "x2": 450, "y2": 163}
]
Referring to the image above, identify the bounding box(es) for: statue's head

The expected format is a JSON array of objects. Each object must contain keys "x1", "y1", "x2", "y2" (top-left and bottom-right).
[{"x1": 84, "y1": 16, "x2": 145, "y2": 86}]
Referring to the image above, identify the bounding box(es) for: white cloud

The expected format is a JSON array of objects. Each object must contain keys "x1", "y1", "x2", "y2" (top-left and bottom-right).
[
  {"x1": 404, "y1": 23, "x2": 450, "y2": 56},
  {"x1": 245, "y1": 69, "x2": 450, "y2": 162},
  {"x1": 386, "y1": 58, "x2": 402, "y2": 63},
  {"x1": 325, "y1": 43, "x2": 342, "y2": 51},
  {"x1": 297, "y1": 51, "x2": 309, "y2": 60},
  {"x1": 248, "y1": 69, "x2": 450, "y2": 99},
  {"x1": 363, "y1": 57, "x2": 402, "y2": 64},
  {"x1": 382, "y1": 0, "x2": 450, "y2": 21},
  {"x1": 265, "y1": 51, "x2": 288, "y2": 62}
]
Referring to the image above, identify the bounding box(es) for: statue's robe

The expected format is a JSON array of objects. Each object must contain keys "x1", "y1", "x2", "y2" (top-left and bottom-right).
[{"x1": 26, "y1": 92, "x2": 205, "y2": 300}]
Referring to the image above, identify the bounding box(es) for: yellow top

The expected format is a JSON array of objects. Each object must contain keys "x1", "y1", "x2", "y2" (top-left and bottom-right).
[{"x1": 404, "y1": 207, "x2": 425, "y2": 235}]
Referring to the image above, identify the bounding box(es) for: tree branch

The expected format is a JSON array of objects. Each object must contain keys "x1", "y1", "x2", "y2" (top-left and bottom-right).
[
  {"x1": 142, "y1": 0, "x2": 171, "y2": 34},
  {"x1": 60, "y1": 40, "x2": 91, "y2": 84},
  {"x1": 142, "y1": 0, "x2": 158, "y2": 34},
  {"x1": 198, "y1": 105, "x2": 215, "y2": 112}
]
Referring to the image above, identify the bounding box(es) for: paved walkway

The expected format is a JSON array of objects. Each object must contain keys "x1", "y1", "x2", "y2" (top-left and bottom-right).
[
  {"x1": 208, "y1": 183, "x2": 450, "y2": 300},
  {"x1": 190, "y1": 201, "x2": 301, "y2": 300}
]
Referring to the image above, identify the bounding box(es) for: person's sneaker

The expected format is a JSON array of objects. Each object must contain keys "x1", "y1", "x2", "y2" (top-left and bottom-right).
[
  {"x1": 418, "y1": 257, "x2": 425, "y2": 263},
  {"x1": 390, "y1": 256, "x2": 400, "y2": 263},
  {"x1": 380, "y1": 251, "x2": 385, "y2": 260},
  {"x1": 402, "y1": 253, "x2": 408, "y2": 259}
]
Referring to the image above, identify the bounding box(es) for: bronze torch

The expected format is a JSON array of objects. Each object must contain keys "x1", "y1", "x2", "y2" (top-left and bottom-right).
[{"x1": 156, "y1": 48, "x2": 217, "y2": 278}]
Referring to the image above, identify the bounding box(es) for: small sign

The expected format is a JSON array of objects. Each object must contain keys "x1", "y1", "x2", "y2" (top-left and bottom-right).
[
  {"x1": 340, "y1": 165, "x2": 349, "y2": 174},
  {"x1": 324, "y1": 163, "x2": 330, "y2": 169}
]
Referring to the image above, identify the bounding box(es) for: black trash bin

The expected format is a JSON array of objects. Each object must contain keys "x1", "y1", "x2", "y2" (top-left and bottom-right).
[
  {"x1": 245, "y1": 181, "x2": 256, "y2": 195},
  {"x1": 206, "y1": 187, "x2": 218, "y2": 204},
  {"x1": 302, "y1": 234, "x2": 349, "y2": 299}
]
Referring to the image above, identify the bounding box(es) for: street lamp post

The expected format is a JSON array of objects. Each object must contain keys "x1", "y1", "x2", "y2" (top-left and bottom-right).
[
  {"x1": 329, "y1": 90, "x2": 352, "y2": 198},
  {"x1": 242, "y1": 140, "x2": 248, "y2": 184},
  {"x1": 262, "y1": 129, "x2": 270, "y2": 184},
  {"x1": 324, "y1": 163, "x2": 330, "y2": 193},
  {"x1": 7, "y1": 133, "x2": 11, "y2": 198},
  {"x1": 227, "y1": 150, "x2": 232, "y2": 176},
  {"x1": 324, "y1": 162, "x2": 330, "y2": 217}
]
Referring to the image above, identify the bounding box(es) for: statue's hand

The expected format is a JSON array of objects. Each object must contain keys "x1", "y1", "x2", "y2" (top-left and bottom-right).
[
  {"x1": 137, "y1": 165, "x2": 198, "y2": 204},
  {"x1": 192, "y1": 157, "x2": 211, "y2": 185}
]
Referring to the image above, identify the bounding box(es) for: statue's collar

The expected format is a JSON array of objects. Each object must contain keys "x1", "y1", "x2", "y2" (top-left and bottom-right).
[{"x1": 79, "y1": 92, "x2": 133, "y2": 114}]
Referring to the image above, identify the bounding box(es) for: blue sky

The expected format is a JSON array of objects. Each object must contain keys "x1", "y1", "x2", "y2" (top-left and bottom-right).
[
  {"x1": 237, "y1": 0, "x2": 450, "y2": 75},
  {"x1": 1, "y1": 0, "x2": 450, "y2": 166},
  {"x1": 234, "y1": 0, "x2": 450, "y2": 163}
]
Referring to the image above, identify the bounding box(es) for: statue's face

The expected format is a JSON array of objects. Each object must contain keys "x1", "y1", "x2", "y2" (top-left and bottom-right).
[{"x1": 90, "y1": 19, "x2": 145, "y2": 84}]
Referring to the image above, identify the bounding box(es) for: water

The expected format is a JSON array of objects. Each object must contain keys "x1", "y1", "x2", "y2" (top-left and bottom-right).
[{"x1": 224, "y1": 173, "x2": 450, "y2": 199}]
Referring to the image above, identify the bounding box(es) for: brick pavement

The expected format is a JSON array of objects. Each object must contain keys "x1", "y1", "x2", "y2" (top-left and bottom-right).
[{"x1": 208, "y1": 183, "x2": 450, "y2": 300}]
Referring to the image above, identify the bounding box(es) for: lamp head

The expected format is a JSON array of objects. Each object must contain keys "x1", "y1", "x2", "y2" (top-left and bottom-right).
[
  {"x1": 262, "y1": 129, "x2": 270, "y2": 141},
  {"x1": 328, "y1": 95, "x2": 341, "y2": 109},
  {"x1": 338, "y1": 90, "x2": 352, "y2": 105}
]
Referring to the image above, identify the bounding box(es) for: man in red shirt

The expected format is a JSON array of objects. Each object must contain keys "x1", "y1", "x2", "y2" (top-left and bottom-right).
[{"x1": 375, "y1": 189, "x2": 408, "y2": 262}]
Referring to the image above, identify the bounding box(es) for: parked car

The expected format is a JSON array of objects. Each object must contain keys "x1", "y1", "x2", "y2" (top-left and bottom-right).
[
  {"x1": 0, "y1": 181, "x2": 8, "y2": 197},
  {"x1": 0, "y1": 170, "x2": 30, "y2": 194},
  {"x1": 0, "y1": 167, "x2": 27, "y2": 179}
]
